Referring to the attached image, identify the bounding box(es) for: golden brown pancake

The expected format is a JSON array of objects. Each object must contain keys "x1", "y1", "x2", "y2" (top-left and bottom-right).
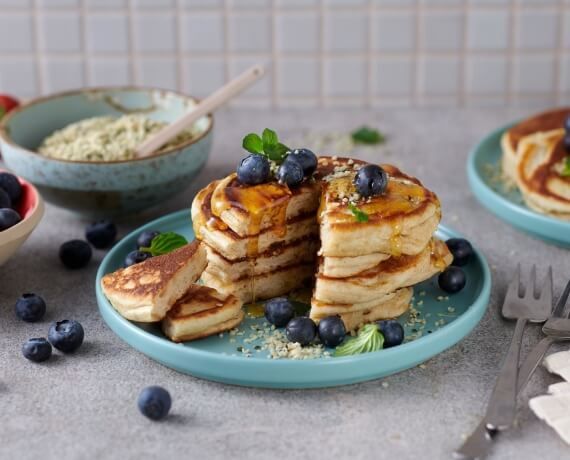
[
  {"x1": 162, "y1": 285, "x2": 244, "y2": 342},
  {"x1": 515, "y1": 129, "x2": 570, "y2": 219},
  {"x1": 501, "y1": 107, "x2": 570, "y2": 181},
  {"x1": 101, "y1": 241, "x2": 207, "y2": 322}
]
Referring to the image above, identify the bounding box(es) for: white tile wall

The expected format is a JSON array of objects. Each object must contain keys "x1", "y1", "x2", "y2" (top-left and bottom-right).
[{"x1": 0, "y1": 1, "x2": 569, "y2": 107}]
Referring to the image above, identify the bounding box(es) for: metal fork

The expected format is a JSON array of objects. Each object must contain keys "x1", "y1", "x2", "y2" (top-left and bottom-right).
[
  {"x1": 454, "y1": 265, "x2": 552, "y2": 459},
  {"x1": 516, "y1": 278, "x2": 570, "y2": 391}
]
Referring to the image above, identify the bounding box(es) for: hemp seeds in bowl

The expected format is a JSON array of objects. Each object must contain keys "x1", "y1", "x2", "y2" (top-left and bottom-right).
[{"x1": 0, "y1": 87, "x2": 213, "y2": 217}]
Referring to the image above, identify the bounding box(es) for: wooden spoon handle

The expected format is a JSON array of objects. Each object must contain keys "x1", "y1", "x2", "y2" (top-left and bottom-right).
[{"x1": 135, "y1": 64, "x2": 265, "y2": 158}]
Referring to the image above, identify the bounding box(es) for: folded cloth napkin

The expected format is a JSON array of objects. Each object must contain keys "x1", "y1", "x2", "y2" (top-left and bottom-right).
[{"x1": 529, "y1": 350, "x2": 570, "y2": 445}]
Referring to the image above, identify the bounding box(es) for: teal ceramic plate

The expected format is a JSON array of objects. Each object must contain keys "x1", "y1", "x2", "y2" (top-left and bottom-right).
[
  {"x1": 96, "y1": 210, "x2": 491, "y2": 389},
  {"x1": 467, "y1": 122, "x2": 570, "y2": 247}
]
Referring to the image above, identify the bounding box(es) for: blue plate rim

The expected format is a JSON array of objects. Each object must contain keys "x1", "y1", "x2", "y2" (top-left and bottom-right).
[
  {"x1": 96, "y1": 209, "x2": 491, "y2": 376},
  {"x1": 466, "y1": 122, "x2": 570, "y2": 237}
]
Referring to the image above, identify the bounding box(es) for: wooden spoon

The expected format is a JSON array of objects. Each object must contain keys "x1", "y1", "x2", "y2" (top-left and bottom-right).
[{"x1": 134, "y1": 64, "x2": 265, "y2": 159}]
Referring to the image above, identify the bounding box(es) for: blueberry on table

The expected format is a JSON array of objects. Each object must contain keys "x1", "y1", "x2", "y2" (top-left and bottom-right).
[
  {"x1": 138, "y1": 386, "x2": 172, "y2": 421},
  {"x1": 86, "y1": 220, "x2": 117, "y2": 249},
  {"x1": 237, "y1": 154, "x2": 270, "y2": 185},
  {"x1": 0, "y1": 172, "x2": 22, "y2": 203},
  {"x1": 124, "y1": 250, "x2": 152, "y2": 267},
  {"x1": 59, "y1": 240, "x2": 92, "y2": 269},
  {"x1": 264, "y1": 297, "x2": 295, "y2": 327},
  {"x1": 288, "y1": 148, "x2": 318, "y2": 176},
  {"x1": 285, "y1": 317, "x2": 317, "y2": 346},
  {"x1": 446, "y1": 238, "x2": 474, "y2": 267},
  {"x1": 277, "y1": 157, "x2": 304, "y2": 188},
  {"x1": 438, "y1": 266, "x2": 466, "y2": 294},
  {"x1": 377, "y1": 320, "x2": 404, "y2": 348},
  {"x1": 22, "y1": 338, "x2": 52, "y2": 362},
  {"x1": 354, "y1": 164, "x2": 388, "y2": 198},
  {"x1": 0, "y1": 208, "x2": 21, "y2": 231},
  {"x1": 136, "y1": 230, "x2": 160, "y2": 249},
  {"x1": 317, "y1": 315, "x2": 346, "y2": 348},
  {"x1": 0, "y1": 188, "x2": 11, "y2": 209},
  {"x1": 48, "y1": 320, "x2": 84, "y2": 352},
  {"x1": 15, "y1": 293, "x2": 46, "y2": 322}
]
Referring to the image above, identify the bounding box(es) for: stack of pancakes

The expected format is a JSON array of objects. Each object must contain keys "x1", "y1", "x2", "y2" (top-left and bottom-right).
[
  {"x1": 501, "y1": 108, "x2": 570, "y2": 219},
  {"x1": 101, "y1": 241, "x2": 243, "y2": 342},
  {"x1": 193, "y1": 157, "x2": 452, "y2": 330},
  {"x1": 309, "y1": 158, "x2": 452, "y2": 330},
  {"x1": 191, "y1": 175, "x2": 320, "y2": 303}
]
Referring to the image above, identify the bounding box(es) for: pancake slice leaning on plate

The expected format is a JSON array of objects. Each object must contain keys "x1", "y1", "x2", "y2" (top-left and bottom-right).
[
  {"x1": 162, "y1": 285, "x2": 244, "y2": 342},
  {"x1": 515, "y1": 129, "x2": 570, "y2": 220},
  {"x1": 100, "y1": 241, "x2": 207, "y2": 322}
]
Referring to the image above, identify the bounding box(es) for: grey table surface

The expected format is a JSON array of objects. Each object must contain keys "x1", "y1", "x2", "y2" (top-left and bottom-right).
[{"x1": 1, "y1": 108, "x2": 569, "y2": 460}]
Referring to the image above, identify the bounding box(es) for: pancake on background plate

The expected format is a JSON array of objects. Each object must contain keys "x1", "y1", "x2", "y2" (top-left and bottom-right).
[{"x1": 501, "y1": 107, "x2": 570, "y2": 181}]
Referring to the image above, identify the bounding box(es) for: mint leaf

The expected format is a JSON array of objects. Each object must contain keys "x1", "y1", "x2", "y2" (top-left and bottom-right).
[
  {"x1": 334, "y1": 324, "x2": 384, "y2": 357},
  {"x1": 0, "y1": 106, "x2": 5, "y2": 120},
  {"x1": 348, "y1": 203, "x2": 369, "y2": 223},
  {"x1": 242, "y1": 133, "x2": 264, "y2": 154},
  {"x1": 262, "y1": 128, "x2": 278, "y2": 147},
  {"x1": 561, "y1": 156, "x2": 570, "y2": 177},
  {"x1": 351, "y1": 126, "x2": 386, "y2": 145},
  {"x1": 141, "y1": 232, "x2": 187, "y2": 256},
  {"x1": 264, "y1": 142, "x2": 289, "y2": 162}
]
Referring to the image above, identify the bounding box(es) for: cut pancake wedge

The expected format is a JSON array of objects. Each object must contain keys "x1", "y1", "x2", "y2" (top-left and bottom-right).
[
  {"x1": 201, "y1": 263, "x2": 315, "y2": 303},
  {"x1": 310, "y1": 288, "x2": 413, "y2": 331},
  {"x1": 161, "y1": 285, "x2": 244, "y2": 342},
  {"x1": 314, "y1": 239, "x2": 452, "y2": 304},
  {"x1": 101, "y1": 242, "x2": 207, "y2": 322}
]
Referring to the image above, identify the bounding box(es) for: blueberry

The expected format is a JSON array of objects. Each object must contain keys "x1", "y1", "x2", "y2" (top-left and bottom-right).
[
  {"x1": 317, "y1": 315, "x2": 346, "y2": 348},
  {"x1": 0, "y1": 172, "x2": 22, "y2": 203},
  {"x1": 565, "y1": 115, "x2": 570, "y2": 133},
  {"x1": 446, "y1": 238, "x2": 474, "y2": 267},
  {"x1": 288, "y1": 148, "x2": 318, "y2": 176},
  {"x1": 237, "y1": 154, "x2": 270, "y2": 185},
  {"x1": 15, "y1": 293, "x2": 46, "y2": 322},
  {"x1": 0, "y1": 208, "x2": 21, "y2": 231},
  {"x1": 48, "y1": 319, "x2": 84, "y2": 352},
  {"x1": 354, "y1": 164, "x2": 388, "y2": 198},
  {"x1": 138, "y1": 386, "x2": 172, "y2": 421},
  {"x1": 277, "y1": 157, "x2": 304, "y2": 188},
  {"x1": 59, "y1": 240, "x2": 92, "y2": 269},
  {"x1": 124, "y1": 250, "x2": 152, "y2": 267},
  {"x1": 438, "y1": 266, "x2": 466, "y2": 294},
  {"x1": 137, "y1": 230, "x2": 160, "y2": 249},
  {"x1": 285, "y1": 317, "x2": 317, "y2": 346},
  {"x1": 377, "y1": 320, "x2": 404, "y2": 348},
  {"x1": 22, "y1": 338, "x2": 52, "y2": 362},
  {"x1": 264, "y1": 297, "x2": 295, "y2": 327},
  {"x1": 0, "y1": 188, "x2": 11, "y2": 209},
  {"x1": 563, "y1": 133, "x2": 570, "y2": 152},
  {"x1": 86, "y1": 220, "x2": 117, "y2": 249}
]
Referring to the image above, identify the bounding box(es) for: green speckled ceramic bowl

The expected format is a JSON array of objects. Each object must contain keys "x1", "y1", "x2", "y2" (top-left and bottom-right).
[{"x1": 0, "y1": 87, "x2": 213, "y2": 217}]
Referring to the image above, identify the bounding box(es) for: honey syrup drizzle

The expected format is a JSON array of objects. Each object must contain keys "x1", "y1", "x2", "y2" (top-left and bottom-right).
[
  {"x1": 429, "y1": 239, "x2": 447, "y2": 271},
  {"x1": 211, "y1": 173, "x2": 293, "y2": 301}
]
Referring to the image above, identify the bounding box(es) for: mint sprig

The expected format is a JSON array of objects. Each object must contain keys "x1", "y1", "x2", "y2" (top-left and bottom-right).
[
  {"x1": 351, "y1": 126, "x2": 386, "y2": 145},
  {"x1": 242, "y1": 128, "x2": 290, "y2": 162},
  {"x1": 561, "y1": 156, "x2": 570, "y2": 177},
  {"x1": 348, "y1": 202, "x2": 369, "y2": 223},
  {"x1": 334, "y1": 324, "x2": 384, "y2": 357},
  {"x1": 141, "y1": 232, "x2": 187, "y2": 256}
]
